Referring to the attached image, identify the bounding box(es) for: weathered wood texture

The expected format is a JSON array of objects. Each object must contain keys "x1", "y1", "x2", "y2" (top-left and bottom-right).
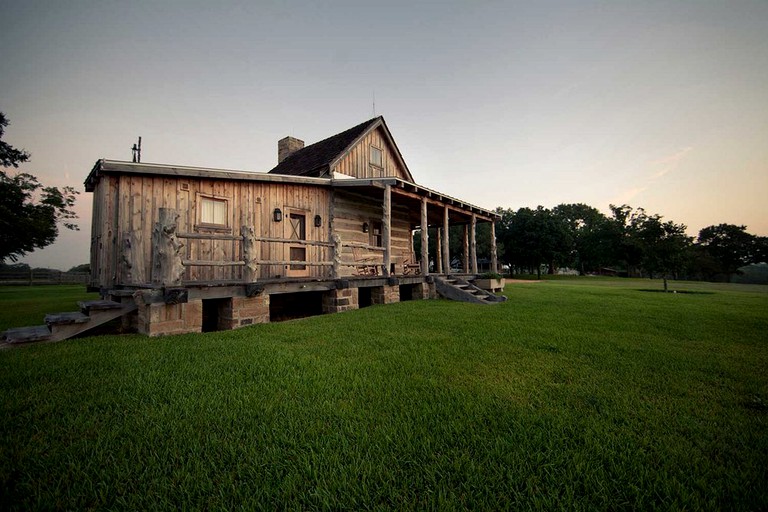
[
  {"x1": 490, "y1": 221, "x2": 498, "y2": 273},
  {"x1": 420, "y1": 198, "x2": 429, "y2": 275},
  {"x1": 333, "y1": 190, "x2": 413, "y2": 277},
  {"x1": 442, "y1": 206, "x2": 450, "y2": 274},
  {"x1": 383, "y1": 184, "x2": 391, "y2": 277},
  {"x1": 89, "y1": 175, "x2": 119, "y2": 289},
  {"x1": 151, "y1": 208, "x2": 185, "y2": 286},
  {"x1": 470, "y1": 214, "x2": 478, "y2": 274},
  {"x1": 89, "y1": 175, "x2": 333, "y2": 288},
  {"x1": 333, "y1": 126, "x2": 410, "y2": 181}
]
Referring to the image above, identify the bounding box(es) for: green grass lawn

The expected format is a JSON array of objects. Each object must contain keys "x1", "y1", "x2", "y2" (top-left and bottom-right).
[
  {"x1": 1, "y1": 279, "x2": 766, "y2": 510},
  {"x1": 0, "y1": 285, "x2": 98, "y2": 330}
]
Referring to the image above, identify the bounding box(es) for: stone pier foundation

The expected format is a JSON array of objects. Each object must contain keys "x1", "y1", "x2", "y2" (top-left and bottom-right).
[
  {"x1": 322, "y1": 288, "x2": 359, "y2": 314},
  {"x1": 372, "y1": 284, "x2": 400, "y2": 305}
]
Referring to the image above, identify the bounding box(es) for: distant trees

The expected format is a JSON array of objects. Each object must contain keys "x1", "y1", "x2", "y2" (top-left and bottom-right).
[
  {"x1": 495, "y1": 203, "x2": 763, "y2": 283},
  {"x1": 696, "y1": 224, "x2": 764, "y2": 281},
  {"x1": 0, "y1": 112, "x2": 79, "y2": 263}
]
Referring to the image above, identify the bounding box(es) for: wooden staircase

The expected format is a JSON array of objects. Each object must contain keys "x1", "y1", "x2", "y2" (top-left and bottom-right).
[
  {"x1": 434, "y1": 276, "x2": 507, "y2": 305},
  {"x1": 1, "y1": 299, "x2": 137, "y2": 348}
]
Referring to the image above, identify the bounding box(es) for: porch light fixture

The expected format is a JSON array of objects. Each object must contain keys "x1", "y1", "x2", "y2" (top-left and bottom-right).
[
  {"x1": 362, "y1": 222, "x2": 369, "y2": 233},
  {"x1": 273, "y1": 208, "x2": 283, "y2": 222},
  {"x1": 314, "y1": 215, "x2": 322, "y2": 227}
]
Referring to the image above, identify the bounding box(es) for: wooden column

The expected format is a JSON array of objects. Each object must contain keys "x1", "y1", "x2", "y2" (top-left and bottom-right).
[
  {"x1": 420, "y1": 197, "x2": 429, "y2": 276},
  {"x1": 491, "y1": 220, "x2": 498, "y2": 273},
  {"x1": 151, "y1": 208, "x2": 184, "y2": 287},
  {"x1": 470, "y1": 214, "x2": 478, "y2": 274},
  {"x1": 442, "y1": 205, "x2": 450, "y2": 274},
  {"x1": 462, "y1": 225, "x2": 469, "y2": 273},
  {"x1": 332, "y1": 233, "x2": 342, "y2": 279},
  {"x1": 241, "y1": 225, "x2": 258, "y2": 282},
  {"x1": 382, "y1": 184, "x2": 391, "y2": 277},
  {"x1": 436, "y1": 228, "x2": 443, "y2": 274}
]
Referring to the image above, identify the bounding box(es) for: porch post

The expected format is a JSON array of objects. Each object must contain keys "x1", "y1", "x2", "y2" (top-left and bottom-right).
[
  {"x1": 442, "y1": 205, "x2": 450, "y2": 274},
  {"x1": 436, "y1": 228, "x2": 443, "y2": 274},
  {"x1": 462, "y1": 225, "x2": 469, "y2": 273},
  {"x1": 241, "y1": 225, "x2": 258, "y2": 282},
  {"x1": 151, "y1": 208, "x2": 184, "y2": 287},
  {"x1": 470, "y1": 214, "x2": 478, "y2": 274},
  {"x1": 332, "y1": 233, "x2": 342, "y2": 279},
  {"x1": 382, "y1": 184, "x2": 391, "y2": 277},
  {"x1": 420, "y1": 197, "x2": 429, "y2": 276},
  {"x1": 490, "y1": 220, "x2": 498, "y2": 273}
]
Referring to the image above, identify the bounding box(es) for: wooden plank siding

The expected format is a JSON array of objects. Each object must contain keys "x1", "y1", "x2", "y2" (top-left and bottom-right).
[
  {"x1": 89, "y1": 175, "x2": 333, "y2": 288},
  {"x1": 333, "y1": 126, "x2": 410, "y2": 181}
]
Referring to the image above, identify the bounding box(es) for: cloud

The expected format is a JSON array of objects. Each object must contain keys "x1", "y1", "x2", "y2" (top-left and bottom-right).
[
  {"x1": 612, "y1": 147, "x2": 693, "y2": 205},
  {"x1": 650, "y1": 146, "x2": 693, "y2": 179}
]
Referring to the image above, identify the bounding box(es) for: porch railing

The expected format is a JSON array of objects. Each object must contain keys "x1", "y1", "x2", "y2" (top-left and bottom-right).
[{"x1": 149, "y1": 208, "x2": 398, "y2": 287}]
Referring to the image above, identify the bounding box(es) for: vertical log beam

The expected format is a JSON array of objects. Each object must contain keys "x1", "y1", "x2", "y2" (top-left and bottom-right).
[
  {"x1": 470, "y1": 214, "x2": 478, "y2": 274},
  {"x1": 151, "y1": 208, "x2": 184, "y2": 287},
  {"x1": 241, "y1": 225, "x2": 258, "y2": 282},
  {"x1": 442, "y1": 205, "x2": 450, "y2": 274},
  {"x1": 491, "y1": 220, "x2": 498, "y2": 273},
  {"x1": 382, "y1": 184, "x2": 391, "y2": 277},
  {"x1": 420, "y1": 198, "x2": 429, "y2": 276},
  {"x1": 462, "y1": 225, "x2": 469, "y2": 273},
  {"x1": 332, "y1": 233, "x2": 342, "y2": 279},
  {"x1": 436, "y1": 228, "x2": 443, "y2": 274}
]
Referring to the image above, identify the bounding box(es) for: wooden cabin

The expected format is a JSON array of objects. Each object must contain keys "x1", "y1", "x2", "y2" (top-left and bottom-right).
[{"x1": 84, "y1": 116, "x2": 501, "y2": 336}]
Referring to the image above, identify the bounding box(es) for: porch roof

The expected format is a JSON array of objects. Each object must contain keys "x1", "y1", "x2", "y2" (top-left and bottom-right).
[{"x1": 331, "y1": 177, "x2": 500, "y2": 221}]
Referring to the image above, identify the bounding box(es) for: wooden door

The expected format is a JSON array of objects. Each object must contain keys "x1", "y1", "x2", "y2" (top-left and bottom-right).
[{"x1": 286, "y1": 212, "x2": 308, "y2": 277}]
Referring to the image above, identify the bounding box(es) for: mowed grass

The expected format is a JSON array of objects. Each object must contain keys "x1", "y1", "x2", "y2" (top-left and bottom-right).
[
  {"x1": 1, "y1": 279, "x2": 766, "y2": 510},
  {"x1": 0, "y1": 285, "x2": 98, "y2": 330}
]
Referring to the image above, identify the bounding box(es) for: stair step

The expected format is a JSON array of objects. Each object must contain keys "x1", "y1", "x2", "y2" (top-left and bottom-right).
[
  {"x1": 45, "y1": 312, "x2": 90, "y2": 325},
  {"x1": 78, "y1": 300, "x2": 124, "y2": 313},
  {"x1": 3, "y1": 325, "x2": 52, "y2": 344}
]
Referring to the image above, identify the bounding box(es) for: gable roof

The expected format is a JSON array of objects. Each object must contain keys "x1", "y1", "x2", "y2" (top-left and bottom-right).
[{"x1": 268, "y1": 116, "x2": 414, "y2": 182}]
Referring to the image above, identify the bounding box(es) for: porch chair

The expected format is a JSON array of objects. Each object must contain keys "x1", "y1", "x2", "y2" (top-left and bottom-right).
[{"x1": 351, "y1": 246, "x2": 380, "y2": 276}]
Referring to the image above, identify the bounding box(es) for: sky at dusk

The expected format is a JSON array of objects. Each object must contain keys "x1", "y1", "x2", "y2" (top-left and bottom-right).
[{"x1": 2, "y1": 0, "x2": 766, "y2": 270}]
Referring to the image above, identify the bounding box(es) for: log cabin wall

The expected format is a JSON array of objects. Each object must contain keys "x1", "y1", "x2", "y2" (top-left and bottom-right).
[
  {"x1": 333, "y1": 190, "x2": 413, "y2": 277},
  {"x1": 333, "y1": 127, "x2": 410, "y2": 181},
  {"x1": 101, "y1": 174, "x2": 331, "y2": 287}
]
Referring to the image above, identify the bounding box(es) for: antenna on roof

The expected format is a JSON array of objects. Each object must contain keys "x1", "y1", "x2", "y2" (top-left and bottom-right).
[
  {"x1": 372, "y1": 90, "x2": 376, "y2": 117},
  {"x1": 131, "y1": 136, "x2": 142, "y2": 163}
]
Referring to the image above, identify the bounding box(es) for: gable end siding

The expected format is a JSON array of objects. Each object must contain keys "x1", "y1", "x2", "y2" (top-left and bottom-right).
[{"x1": 333, "y1": 127, "x2": 411, "y2": 181}]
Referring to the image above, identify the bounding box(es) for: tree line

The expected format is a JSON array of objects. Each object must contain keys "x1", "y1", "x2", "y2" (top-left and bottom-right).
[{"x1": 493, "y1": 204, "x2": 767, "y2": 282}]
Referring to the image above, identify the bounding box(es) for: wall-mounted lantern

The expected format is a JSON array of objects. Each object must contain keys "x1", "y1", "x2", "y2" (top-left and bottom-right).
[
  {"x1": 362, "y1": 222, "x2": 369, "y2": 233},
  {"x1": 273, "y1": 208, "x2": 283, "y2": 222},
  {"x1": 314, "y1": 215, "x2": 322, "y2": 227}
]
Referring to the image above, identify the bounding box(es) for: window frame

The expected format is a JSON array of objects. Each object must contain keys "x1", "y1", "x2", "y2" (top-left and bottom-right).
[
  {"x1": 196, "y1": 194, "x2": 230, "y2": 231},
  {"x1": 370, "y1": 220, "x2": 383, "y2": 248},
  {"x1": 370, "y1": 145, "x2": 383, "y2": 169}
]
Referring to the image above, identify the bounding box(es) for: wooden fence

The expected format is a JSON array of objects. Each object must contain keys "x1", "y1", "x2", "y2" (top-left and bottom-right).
[{"x1": 0, "y1": 270, "x2": 90, "y2": 286}]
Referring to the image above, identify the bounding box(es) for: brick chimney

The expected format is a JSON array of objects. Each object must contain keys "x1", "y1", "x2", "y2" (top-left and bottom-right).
[{"x1": 278, "y1": 136, "x2": 304, "y2": 163}]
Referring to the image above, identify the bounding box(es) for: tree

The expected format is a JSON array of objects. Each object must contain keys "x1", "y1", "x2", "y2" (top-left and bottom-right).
[
  {"x1": 552, "y1": 203, "x2": 615, "y2": 274},
  {"x1": 496, "y1": 206, "x2": 569, "y2": 278},
  {"x1": 0, "y1": 112, "x2": 79, "y2": 262},
  {"x1": 633, "y1": 214, "x2": 692, "y2": 290},
  {"x1": 696, "y1": 224, "x2": 758, "y2": 281}
]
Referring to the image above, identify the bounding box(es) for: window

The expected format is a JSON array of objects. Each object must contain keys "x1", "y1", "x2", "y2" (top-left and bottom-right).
[
  {"x1": 288, "y1": 213, "x2": 306, "y2": 241},
  {"x1": 370, "y1": 146, "x2": 383, "y2": 168},
  {"x1": 371, "y1": 221, "x2": 382, "y2": 247},
  {"x1": 200, "y1": 196, "x2": 228, "y2": 226}
]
